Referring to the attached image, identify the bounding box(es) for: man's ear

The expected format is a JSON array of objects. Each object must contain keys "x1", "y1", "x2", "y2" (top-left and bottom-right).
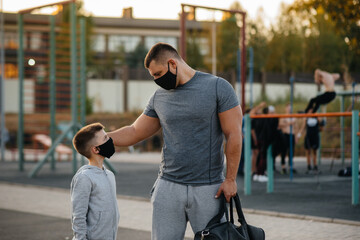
[{"x1": 168, "y1": 59, "x2": 177, "y2": 69}]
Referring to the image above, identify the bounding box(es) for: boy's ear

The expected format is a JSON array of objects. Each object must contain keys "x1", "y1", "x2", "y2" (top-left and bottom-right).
[{"x1": 91, "y1": 146, "x2": 100, "y2": 155}]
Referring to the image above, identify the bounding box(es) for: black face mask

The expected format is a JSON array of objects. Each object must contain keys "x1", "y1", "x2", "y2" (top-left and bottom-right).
[
  {"x1": 154, "y1": 62, "x2": 177, "y2": 90},
  {"x1": 97, "y1": 137, "x2": 115, "y2": 159}
]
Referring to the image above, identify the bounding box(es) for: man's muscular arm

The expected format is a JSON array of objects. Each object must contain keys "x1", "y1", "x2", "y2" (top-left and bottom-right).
[
  {"x1": 215, "y1": 105, "x2": 243, "y2": 202},
  {"x1": 108, "y1": 113, "x2": 161, "y2": 147}
]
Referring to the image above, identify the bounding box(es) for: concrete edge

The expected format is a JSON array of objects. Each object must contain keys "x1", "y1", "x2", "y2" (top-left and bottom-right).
[
  {"x1": 1, "y1": 181, "x2": 360, "y2": 227},
  {"x1": 243, "y1": 208, "x2": 360, "y2": 227}
]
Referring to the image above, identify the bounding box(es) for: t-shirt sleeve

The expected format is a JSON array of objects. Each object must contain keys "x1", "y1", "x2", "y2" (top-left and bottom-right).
[
  {"x1": 216, "y1": 78, "x2": 239, "y2": 113},
  {"x1": 143, "y1": 92, "x2": 159, "y2": 118}
]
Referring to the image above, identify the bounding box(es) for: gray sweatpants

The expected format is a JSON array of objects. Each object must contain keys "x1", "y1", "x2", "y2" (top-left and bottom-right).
[{"x1": 151, "y1": 178, "x2": 223, "y2": 240}]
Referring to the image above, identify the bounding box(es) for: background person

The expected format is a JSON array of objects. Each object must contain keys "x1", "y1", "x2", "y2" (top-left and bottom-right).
[
  {"x1": 279, "y1": 103, "x2": 301, "y2": 174},
  {"x1": 299, "y1": 109, "x2": 324, "y2": 174},
  {"x1": 305, "y1": 68, "x2": 340, "y2": 113}
]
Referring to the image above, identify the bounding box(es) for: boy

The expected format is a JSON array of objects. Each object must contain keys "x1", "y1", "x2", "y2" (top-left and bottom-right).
[{"x1": 71, "y1": 123, "x2": 120, "y2": 240}]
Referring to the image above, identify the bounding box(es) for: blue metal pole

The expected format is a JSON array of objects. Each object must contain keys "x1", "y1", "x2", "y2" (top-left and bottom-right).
[
  {"x1": 249, "y1": 47, "x2": 254, "y2": 109},
  {"x1": 244, "y1": 114, "x2": 252, "y2": 195},
  {"x1": 289, "y1": 76, "x2": 294, "y2": 181},
  {"x1": 267, "y1": 145, "x2": 274, "y2": 193},
  {"x1": 351, "y1": 110, "x2": 359, "y2": 205},
  {"x1": 352, "y1": 82, "x2": 356, "y2": 110}
]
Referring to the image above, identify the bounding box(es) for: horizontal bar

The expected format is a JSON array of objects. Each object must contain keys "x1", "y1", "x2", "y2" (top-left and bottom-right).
[
  {"x1": 337, "y1": 91, "x2": 360, "y2": 97},
  {"x1": 181, "y1": 3, "x2": 246, "y2": 15},
  {"x1": 251, "y1": 112, "x2": 357, "y2": 119},
  {"x1": 19, "y1": 0, "x2": 75, "y2": 14}
]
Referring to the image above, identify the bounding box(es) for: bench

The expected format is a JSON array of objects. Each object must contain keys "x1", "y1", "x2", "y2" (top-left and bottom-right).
[
  {"x1": 10, "y1": 134, "x2": 73, "y2": 162},
  {"x1": 32, "y1": 134, "x2": 73, "y2": 161}
]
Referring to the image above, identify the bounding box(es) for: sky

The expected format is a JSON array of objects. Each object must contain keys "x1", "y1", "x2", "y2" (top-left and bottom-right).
[{"x1": 2, "y1": 0, "x2": 295, "y2": 26}]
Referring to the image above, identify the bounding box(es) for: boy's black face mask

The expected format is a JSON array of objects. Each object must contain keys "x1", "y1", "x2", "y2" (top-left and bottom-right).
[
  {"x1": 154, "y1": 62, "x2": 177, "y2": 90},
  {"x1": 97, "y1": 137, "x2": 115, "y2": 159}
]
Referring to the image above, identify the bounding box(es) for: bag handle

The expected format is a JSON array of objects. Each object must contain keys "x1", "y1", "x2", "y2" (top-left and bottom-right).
[
  {"x1": 206, "y1": 194, "x2": 229, "y2": 227},
  {"x1": 230, "y1": 193, "x2": 247, "y2": 225}
]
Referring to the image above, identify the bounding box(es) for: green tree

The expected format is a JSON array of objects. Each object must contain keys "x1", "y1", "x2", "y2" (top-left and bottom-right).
[
  {"x1": 291, "y1": 0, "x2": 360, "y2": 71},
  {"x1": 304, "y1": 14, "x2": 349, "y2": 73},
  {"x1": 247, "y1": 8, "x2": 269, "y2": 73},
  {"x1": 58, "y1": 0, "x2": 94, "y2": 76},
  {"x1": 266, "y1": 3, "x2": 304, "y2": 73},
  {"x1": 126, "y1": 42, "x2": 148, "y2": 68},
  {"x1": 186, "y1": 31, "x2": 205, "y2": 70},
  {"x1": 216, "y1": 13, "x2": 240, "y2": 72}
]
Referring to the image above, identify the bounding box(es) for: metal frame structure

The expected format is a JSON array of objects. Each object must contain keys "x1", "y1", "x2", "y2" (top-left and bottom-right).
[
  {"x1": 18, "y1": 0, "x2": 80, "y2": 176},
  {"x1": 244, "y1": 110, "x2": 360, "y2": 205},
  {"x1": 0, "y1": 0, "x2": 5, "y2": 162},
  {"x1": 180, "y1": 4, "x2": 247, "y2": 112},
  {"x1": 17, "y1": 0, "x2": 116, "y2": 177}
]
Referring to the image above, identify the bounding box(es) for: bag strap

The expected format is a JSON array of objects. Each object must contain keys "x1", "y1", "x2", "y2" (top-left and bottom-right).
[
  {"x1": 206, "y1": 194, "x2": 229, "y2": 227},
  {"x1": 230, "y1": 193, "x2": 248, "y2": 225}
]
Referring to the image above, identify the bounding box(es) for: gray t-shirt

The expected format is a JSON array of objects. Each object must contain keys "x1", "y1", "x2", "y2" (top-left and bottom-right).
[{"x1": 144, "y1": 71, "x2": 239, "y2": 185}]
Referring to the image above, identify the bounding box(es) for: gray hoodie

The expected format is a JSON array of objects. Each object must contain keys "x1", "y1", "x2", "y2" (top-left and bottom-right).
[{"x1": 71, "y1": 165, "x2": 120, "y2": 240}]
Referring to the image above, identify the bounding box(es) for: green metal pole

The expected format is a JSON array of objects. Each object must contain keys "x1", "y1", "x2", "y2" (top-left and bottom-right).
[
  {"x1": 80, "y1": 18, "x2": 86, "y2": 126},
  {"x1": 244, "y1": 114, "x2": 251, "y2": 195},
  {"x1": 49, "y1": 15, "x2": 56, "y2": 170},
  {"x1": 80, "y1": 17, "x2": 86, "y2": 166},
  {"x1": 267, "y1": 145, "x2": 274, "y2": 193},
  {"x1": 351, "y1": 110, "x2": 359, "y2": 205},
  {"x1": 0, "y1": 0, "x2": 6, "y2": 163},
  {"x1": 17, "y1": 14, "x2": 24, "y2": 171},
  {"x1": 340, "y1": 95, "x2": 345, "y2": 166},
  {"x1": 70, "y1": 1, "x2": 78, "y2": 173}
]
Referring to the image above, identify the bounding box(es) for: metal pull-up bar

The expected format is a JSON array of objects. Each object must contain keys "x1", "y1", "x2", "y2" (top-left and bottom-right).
[
  {"x1": 251, "y1": 112, "x2": 357, "y2": 119},
  {"x1": 180, "y1": 4, "x2": 247, "y2": 112},
  {"x1": 243, "y1": 110, "x2": 359, "y2": 205}
]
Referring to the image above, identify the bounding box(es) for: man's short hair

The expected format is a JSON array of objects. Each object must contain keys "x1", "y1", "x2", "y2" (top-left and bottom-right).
[
  {"x1": 144, "y1": 42, "x2": 180, "y2": 68},
  {"x1": 73, "y1": 123, "x2": 104, "y2": 159}
]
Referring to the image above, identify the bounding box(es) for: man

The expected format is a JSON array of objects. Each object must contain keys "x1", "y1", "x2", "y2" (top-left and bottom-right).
[
  {"x1": 108, "y1": 43, "x2": 242, "y2": 240},
  {"x1": 299, "y1": 109, "x2": 323, "y2": 174},
  {"x1": 279, "y1": 103, "x2": 301, "y2": 174},
  {"x1": 305, "y1": 68, "x2": 340, "y2": 113},
  {"x1": 252, "y1": 106, "x2": 278, "y2": 182}
]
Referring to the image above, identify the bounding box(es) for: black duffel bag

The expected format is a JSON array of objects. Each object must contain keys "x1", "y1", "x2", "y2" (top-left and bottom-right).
[{"x1": 194, "y1": 193, "x2": 265, "y2": 240}]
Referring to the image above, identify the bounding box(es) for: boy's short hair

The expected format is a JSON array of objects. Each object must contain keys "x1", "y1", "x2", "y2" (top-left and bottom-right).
[
  {"x1": 144, "y1": 42, "x2": 180, "y2": 68},
  {"x1": 73, "y1": 123, "x2": 104, "y2": 158}
]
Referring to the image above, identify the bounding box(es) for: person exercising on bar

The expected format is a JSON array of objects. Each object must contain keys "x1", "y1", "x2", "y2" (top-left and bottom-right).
[{"x1": 305, "y1": 69, "x2": 340, "y2": 113}]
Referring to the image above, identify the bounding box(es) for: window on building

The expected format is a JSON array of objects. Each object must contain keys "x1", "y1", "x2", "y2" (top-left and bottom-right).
[
  {"x1": 1, "y1": 64, "x2": 18, "y2": 78},
  {"x1": 30, "y1": 32, "x2": 42, "y2": 50},
  {"x1": 198, "y1": 37, "x2": 209, "y2": 55},
  {"x1": 4, "y1": 32, "x2": 18, "y2": 49},
  {"x1": 145, "y1": 37, "x2": 177, "y2": 50},
  {"x1": 92, "y1": 34, "x2": 106, "y2": 52},
  {"x1": 108, "y1": 35, "x2": 141, "y2": 52}
]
